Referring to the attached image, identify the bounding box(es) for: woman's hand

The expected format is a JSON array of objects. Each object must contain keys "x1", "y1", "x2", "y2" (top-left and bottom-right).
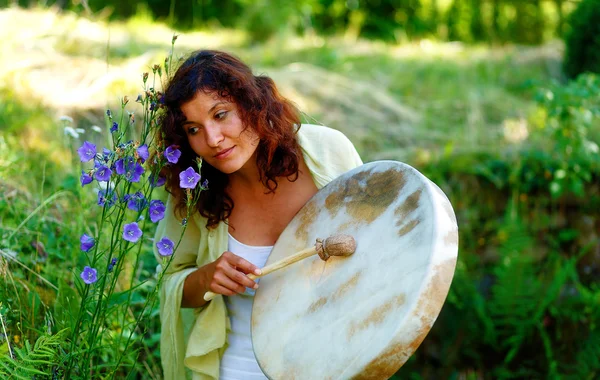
[
  {"x1": 206, "y1": 251, "x2": 261, "y2": 296},
  {"x1": 182, "y1": 251, "x2": 262, "y2": 308}
]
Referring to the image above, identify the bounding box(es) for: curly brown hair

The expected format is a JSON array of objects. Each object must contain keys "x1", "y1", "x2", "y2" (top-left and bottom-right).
[{"x1": 161, "y1": 50, "x2": 303, "y2": 229}]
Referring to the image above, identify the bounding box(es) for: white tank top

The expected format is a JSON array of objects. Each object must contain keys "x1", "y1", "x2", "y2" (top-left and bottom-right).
[{"x1": 219, "y1": 233, "x2": 272, "y2": 380}]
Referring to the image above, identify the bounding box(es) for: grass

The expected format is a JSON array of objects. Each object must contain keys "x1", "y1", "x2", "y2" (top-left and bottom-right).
[
  {"x1": 0, "y1": 7, "x2": 564, "y2": 162},
  {"x1": 2, "y1": 6, "x2": 596, "y2": 380}
]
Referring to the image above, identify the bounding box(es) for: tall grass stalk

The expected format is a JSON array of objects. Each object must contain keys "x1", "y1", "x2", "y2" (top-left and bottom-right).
[
  {"x1": 0, "y1": 250, "x2": 58, "y2": 291},
  {"x1": 0, "y1": 306, "x2": 13, "y2": 359},
  {"x1": 6, "y1": 191, "x2": 73, "y2": 242}
]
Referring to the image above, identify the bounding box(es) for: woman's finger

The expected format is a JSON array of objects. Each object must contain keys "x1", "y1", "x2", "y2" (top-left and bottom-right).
[
  {"x1": 213, "y1": 272, "x2": 246, "y2": 295},
  {"x1": 210, "y1": 282, "x2": 238, "y2": 297},
  {"x1": 222, "y1": 263, "x2": 258, "y2": 290},
  {"x1": 223, "y1": 251, "x2": 262, "y2": 276}
]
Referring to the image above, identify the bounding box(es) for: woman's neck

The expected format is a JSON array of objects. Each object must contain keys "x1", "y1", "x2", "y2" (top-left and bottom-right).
[{"x1": 227, "y1": 156, "x2": 266, "y2": 195}]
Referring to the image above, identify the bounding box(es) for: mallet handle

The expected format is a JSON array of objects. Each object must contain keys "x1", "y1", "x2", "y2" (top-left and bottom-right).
[{"x1": 250, "y1": 246, "x2": 316, "y2": 280}]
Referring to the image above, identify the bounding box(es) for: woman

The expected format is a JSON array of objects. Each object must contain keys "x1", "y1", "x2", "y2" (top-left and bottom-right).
[{"x1": 154, "y1": 50, "x2": 363, "y2": 380}]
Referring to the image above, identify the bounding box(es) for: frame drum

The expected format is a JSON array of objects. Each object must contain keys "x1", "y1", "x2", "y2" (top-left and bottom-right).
[{"x1": 251, "y1": 161, "x2": 458, "y2": 379}]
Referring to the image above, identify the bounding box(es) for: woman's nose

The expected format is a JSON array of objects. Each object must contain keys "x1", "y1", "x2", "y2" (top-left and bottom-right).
[{"x1": 205, "y1": 125, "x2": 224, "y2": 147}]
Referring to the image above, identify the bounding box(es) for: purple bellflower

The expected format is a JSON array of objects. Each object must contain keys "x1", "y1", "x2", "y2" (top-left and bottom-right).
[
  {"x1": 77, "y1": 141, "x2": 97, "y2": 162},
  {"x1": 80, "y1": 234, "x2": 95, "y2": 252},
  {"x1": 179, "y1": 167, "x2": 201, "y2": 189},
  {"x1": 80, "y1": 266, "x2": 98, "y2": 284},
  {"x1": 115, "y1": 157, "x2": 144, "y2": 183},
  {"x1": 94, "y1": 165, "x2": 112, "y2": 182},
  {"x1": 124, "y1": 191, "x2": 147, "y2": 212},
  {"x1": 137, "y1": 144, "x2": 149, "y2": 163},
  {"x1": 164, "y1": 145, "x2": 181, "y2": 164},
  {"x1": 98, "y1": 189, "x2": 117, "y2": 207},
  {"x1": 156, "y1": 237, "x2": 174, "y2": 256},
  {"x1": 123, "y1": 222, "x2": 143, "y2": 243},
  {"x1": 108, "y1": 257, "x2": 118, "y2": 272},
  {"x1": 149, "y1": 200, "x2": 166, "y2": 223},
  {"x1": 150, "y1": 173, "x2": 166, "y2": 187},
  {"x1": 80, "y1": 171, "x2": 93, "y2": 187},
  {"x1": 114, "y1": 158, "x2": 126, "y2": 175}
]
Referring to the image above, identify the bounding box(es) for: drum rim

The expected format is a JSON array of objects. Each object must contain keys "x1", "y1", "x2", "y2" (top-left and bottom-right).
[{"x1": 251, "y1": 160, "x2": 458, "y2": 379}]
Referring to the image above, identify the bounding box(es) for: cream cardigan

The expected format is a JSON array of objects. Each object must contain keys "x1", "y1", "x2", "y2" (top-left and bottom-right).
[{"x1": 153, "y1": 124, "x2": 363, "y2": 379}]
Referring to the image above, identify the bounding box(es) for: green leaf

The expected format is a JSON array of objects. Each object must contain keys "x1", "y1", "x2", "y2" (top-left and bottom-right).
[{"x1": 558, "y1": 229, "x2": 579, "y2": 243}]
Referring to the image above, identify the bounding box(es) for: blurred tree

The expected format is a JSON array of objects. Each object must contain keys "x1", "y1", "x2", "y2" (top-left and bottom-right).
[
  {"x1": 235, "y1": 0, "x2": 320, "y2": 42},
  {"x1": 554, "y1": 0, "x2": 565, "y2": 36},
  {"x1": 429, "y1": 0, "x2": 439, "y2": 26},
  {"x1": 470, "y1": 0, "x2": 485, "y2": 41},
  {"x1": 338, "y1": 0, "x2": 425, "y2": 42},
  {"x1": 87, "y1": 0, "x2": 137, "y2": 19},
  {"x1": 312, "y1": 0, "x2": 350, "y2": 36},
  {"x1": 0, "y1": 0, "x2": 581, "y2": 45},
  {"x1": 511, "y1": 0, "x2": 545, "y2": 44},
  {"x1": 447, "y1": 0, "x2": 472, "y2": 42},
  {"x1": 158, "y1": 0, "x2": 242, "y2": 29},
  {"x1": 490, "y1": 0, "x2": 501, "y2": 41},
  {"x1": 563, "y1": 0, "x2": 600, "y2": 78}
]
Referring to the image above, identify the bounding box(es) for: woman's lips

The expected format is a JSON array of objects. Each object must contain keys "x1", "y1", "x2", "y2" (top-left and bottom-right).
[{"x1": 214, "y1": 146, "x2": 234, "y2": 159}]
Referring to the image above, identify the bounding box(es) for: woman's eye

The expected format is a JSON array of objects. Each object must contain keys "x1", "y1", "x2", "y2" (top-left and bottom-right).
[
  {"x1": 187, "y1": 127, "x2": 199, "y2": 135},
  {"x1": 215, "y1": 111, "x2": 227, "y2": 120}
]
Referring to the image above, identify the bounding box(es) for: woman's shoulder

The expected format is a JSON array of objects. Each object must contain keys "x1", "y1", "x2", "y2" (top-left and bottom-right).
[
  {"x1": 297, "y1": 123, "x2": 351, "y2": 142},
  {"x1": 296, "y1": 123, "x2": 357, "y2": 154},
  {"x1": 296, "y1": 123, "x2": 363, "y2": 186}
]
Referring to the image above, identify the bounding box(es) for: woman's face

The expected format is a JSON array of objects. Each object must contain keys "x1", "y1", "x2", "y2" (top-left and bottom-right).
[{"x1": 180, "y1": 91, "x2": 260, "y2": 175}]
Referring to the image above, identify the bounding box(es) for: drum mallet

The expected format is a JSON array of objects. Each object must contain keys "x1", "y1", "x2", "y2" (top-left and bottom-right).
[{"x1": 203, "y1": 234, "x2": 356, "y2": 301}]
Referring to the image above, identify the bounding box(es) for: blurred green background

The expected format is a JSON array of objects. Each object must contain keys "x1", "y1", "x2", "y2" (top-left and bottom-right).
[{"x1": 0, "y1": 0, "x2": 599, "y2": 379}]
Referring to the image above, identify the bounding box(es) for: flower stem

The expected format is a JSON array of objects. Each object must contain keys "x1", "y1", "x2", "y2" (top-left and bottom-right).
[
  {"x1": 82, "y1": 179, "x2": 130, "y2": 375},
  {"x1": 111, "y1": 217, "x2": 189, "y2": 374},
  {"x1": 65, "y1": 182, "x2": 112, "y2": 377}
]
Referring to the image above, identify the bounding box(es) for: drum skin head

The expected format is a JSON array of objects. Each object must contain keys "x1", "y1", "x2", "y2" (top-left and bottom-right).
[{"x1": 251, "y1": 161, "x2": 458, "y2": 379}]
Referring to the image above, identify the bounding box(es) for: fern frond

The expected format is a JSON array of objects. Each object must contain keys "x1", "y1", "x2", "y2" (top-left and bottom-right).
[
  {"x1": 562, "y1": 328, "x2": 600, "y2": 379},
  {"x1": 489, "y1": 217, "x2": 595, "y2": 379},
  {"x1": 538, "y1": 322, "x2": 560, "y2": 379},
  {"x1": 0, "y1": 329, "x2": 68, "y2": 379},
  {"x1": 489, "y1": 223, "x2": 538, "y2": 356}
]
